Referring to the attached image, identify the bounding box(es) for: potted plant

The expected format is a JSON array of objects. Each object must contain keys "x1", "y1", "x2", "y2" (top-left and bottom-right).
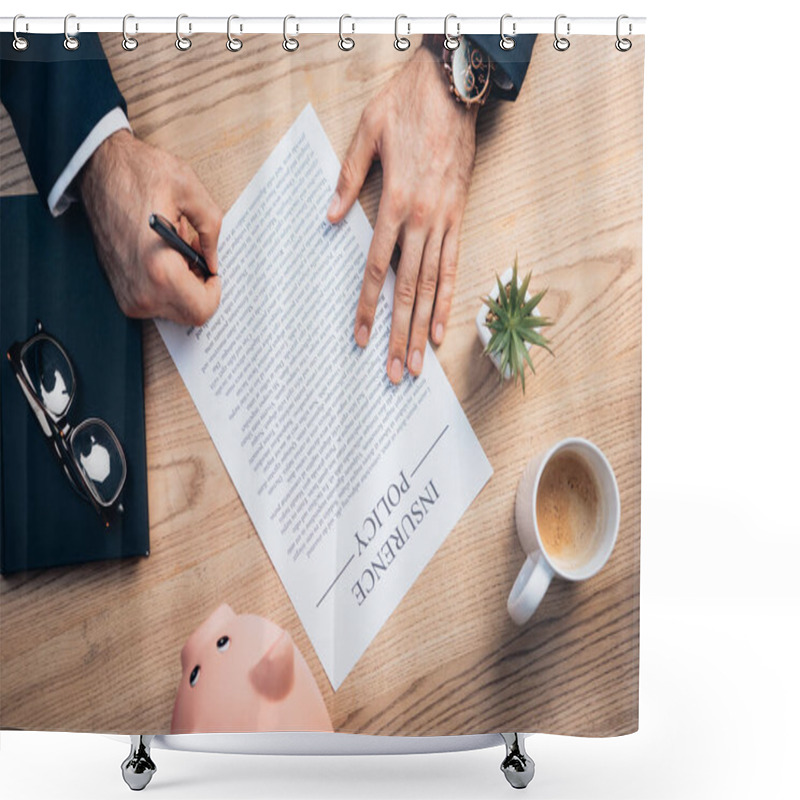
[{"x1": 475, "y1": 257, "x2": 554, "y2": 392}]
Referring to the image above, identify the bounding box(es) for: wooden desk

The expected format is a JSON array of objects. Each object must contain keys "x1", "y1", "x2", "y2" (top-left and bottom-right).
[{"x1": 1, "y1": 34, "x2": 643, "y2": 736}]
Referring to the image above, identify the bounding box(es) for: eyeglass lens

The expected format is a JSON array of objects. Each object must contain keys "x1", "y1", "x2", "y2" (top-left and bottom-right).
[
  {"x1": 69, "y1": 420, "x2": 126, "y2": 505},
  {"x1": 20, "y1": 336, "x2": 75, "y2": 419}
]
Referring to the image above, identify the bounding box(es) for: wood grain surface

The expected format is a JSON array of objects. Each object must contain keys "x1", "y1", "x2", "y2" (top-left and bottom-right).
[{"x1": 0, "y1": 33, "x2": 643, "y2": 736}]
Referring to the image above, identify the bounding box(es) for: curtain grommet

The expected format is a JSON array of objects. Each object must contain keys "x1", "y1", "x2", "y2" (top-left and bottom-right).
[
  {"x1": 500, "y1": 14, "x2": 516, "y2": 51},
  {"x1": 444, "y1": 14, "x2": 460, "y2": 51},
  {"x1": 553, "y1": 14, "x2": 570, "y2": 52},
  {"x1": 12, "y1": 14, "x2": 29, "y2": 51},
  {"x1": 122, "y1": 14, "x2": 139, "y2": 51},
  {"x1": 283, "y1": 15, "x2": 299, "y2": 52},
  {"x1": 226, "y1": 15, "x2": 243, "y2": 52},
  {"x1": 394, "y1": 15, "x2": 410, "y2": 51},
  {"x1": 175, "y1": 14, "x2": 192, "y2": 51},
  {"x1": 63, "y1": 13, "x2": 80, "y2": 51},
  {"x1": 338, "y1": 14, "x2": 355, "y2": 51}
]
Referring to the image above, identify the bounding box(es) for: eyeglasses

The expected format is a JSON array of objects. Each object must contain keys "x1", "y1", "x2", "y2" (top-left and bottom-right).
[{"x1": 6, "y1": 321, "x2": 127, "y2": 527}]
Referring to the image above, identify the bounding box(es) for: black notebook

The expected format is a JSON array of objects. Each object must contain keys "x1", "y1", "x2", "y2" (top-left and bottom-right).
[{"x1": 0, "y1": 196, "x2": 149, "y2": 573}]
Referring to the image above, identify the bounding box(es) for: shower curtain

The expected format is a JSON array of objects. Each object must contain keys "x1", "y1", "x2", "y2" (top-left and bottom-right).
[{"x1": 0, "y1": 26, "x2": 643, "y2": 738}]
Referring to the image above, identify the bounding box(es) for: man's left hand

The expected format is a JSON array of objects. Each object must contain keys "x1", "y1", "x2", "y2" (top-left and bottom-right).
[{"x1": 327, "y1": 43, "x2": 478, "y2": 383}]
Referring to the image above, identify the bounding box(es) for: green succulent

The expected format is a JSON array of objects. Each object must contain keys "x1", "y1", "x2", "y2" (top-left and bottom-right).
[{"x1": 482, "y1": 257, "x2": 554, "y2": 393}]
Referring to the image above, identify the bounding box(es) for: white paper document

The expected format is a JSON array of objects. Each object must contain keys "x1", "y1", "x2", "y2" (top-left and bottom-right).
[{"x1": 157, "y1": 105, "x2": 492, "y2": 690}]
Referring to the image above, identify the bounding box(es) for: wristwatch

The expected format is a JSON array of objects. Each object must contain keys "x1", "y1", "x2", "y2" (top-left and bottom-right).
[{"x1": 422, "y1": 34, "x2": 492, "y2": 107}]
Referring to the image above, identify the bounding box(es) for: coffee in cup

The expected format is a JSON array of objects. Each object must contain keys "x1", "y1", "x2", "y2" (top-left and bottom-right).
[
  {"x1": 508, "y1": 438, "x2": 620, "y2": 625},
  {"x1": 536, "y1": 449, "x2": 600, "y2": 568}
]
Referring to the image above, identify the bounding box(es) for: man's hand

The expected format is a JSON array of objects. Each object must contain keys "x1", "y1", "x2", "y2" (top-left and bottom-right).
[
  {"x1": 327, "y1": 43, "x2": 478, "y2": 383},
  {"x1": 78, "y1": 129, "x2": 222, "y2": 327}
]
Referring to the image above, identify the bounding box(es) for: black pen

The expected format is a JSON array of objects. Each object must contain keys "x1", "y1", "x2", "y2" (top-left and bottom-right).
[{"x1": 148, "y1": 213, "x2": 213, "y2": 281}]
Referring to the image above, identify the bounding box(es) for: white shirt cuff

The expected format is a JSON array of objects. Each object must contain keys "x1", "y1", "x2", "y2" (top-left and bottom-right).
[{"x1": 47, "y1": 107, "x2": 131, "y2": 217}]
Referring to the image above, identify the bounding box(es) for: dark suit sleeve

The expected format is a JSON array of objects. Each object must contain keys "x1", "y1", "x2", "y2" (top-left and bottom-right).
[
  {"x1": 466, "y1": 34, "x2": 536, "y2": 101},
  {"x1": 0, "y1": 33, "x2": 126, "y2": 205}
]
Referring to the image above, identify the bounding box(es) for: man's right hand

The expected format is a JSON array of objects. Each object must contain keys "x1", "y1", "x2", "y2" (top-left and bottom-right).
[{"x1": 78, "y1": 129, "x2": 222, "y2": 327}]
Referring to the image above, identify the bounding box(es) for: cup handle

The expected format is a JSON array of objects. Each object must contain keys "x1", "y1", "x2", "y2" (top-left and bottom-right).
[{"x1": 507, "y1": 551, "x2": 553, "y2": 625}]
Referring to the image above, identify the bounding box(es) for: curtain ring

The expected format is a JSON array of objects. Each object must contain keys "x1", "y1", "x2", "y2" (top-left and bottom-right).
[
  {"x1": 12, "y1": 15, "x2": 29, "y2": 51},
  {"x1": 63, "y1": 13, "x2": 80, "y2": 51},
  {"x1": 444, "y1": 14, "x2": 460, "y2": 51},
  {"x1": 283, "y1": 15, "x2": 299, "y2": 51},
  {"x1": 122, "y1": 14, "x2": 138, "y2": 51},
  {"x1": 499, "y1": 14, "x2": 516, "y2": 51},
  {"x1": 227, "y1": 15, "x2": 243, "y2": 51},
  {"x1": 394, "y1": 15, "x2": 410, "y2": 51},
  {"x1": 175, "y1": 14, "x2": 192, "y2": 51},
  {"x1": 338, "y1": 14, "x2": 355, "y2": 51},
  {"x1": 553, "y1": 14, "x2": 570, "y2": 51},
  {"x1": 615, "y1": 14, "x2": 632, "y2": 51}
]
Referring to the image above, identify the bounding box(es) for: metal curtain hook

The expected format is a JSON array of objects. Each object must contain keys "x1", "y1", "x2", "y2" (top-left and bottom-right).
[
  {"x1": 444, "y1": 14, "x2": 460, "y2": 51},
  {"x1": 394, "y1": 14, "x2": 410, "y2": 51},
  {"x1": 339, "y1": 14, "x2": 355, "y2": 51},
  {"x1": 616, "y1": 14, "x2": 632, "y2": 51},
  {"x1": 176, "y1": 14, "x2": 192, "y2": 51},
  {"x1": 500, "y1": 14, "x2": 516, "y2": 51},
  {"x1": 63, "y1": 13, "x2": 79, "y2": 51},
  {"x1": 122, "y1": 14, "x2": 138, "y2": 51},
  {"x1": 283, "y1": 15, "x2": 299, "y2": 51},
  {"x1": 227, "y1": 15, "x2": 243, "y2": 51},
  {"x1": 553, "y1": 14, "x2": 570, "y2": 51},
  {"x1": 12, "y1": 14, "x2": 29, "y2": 51}
]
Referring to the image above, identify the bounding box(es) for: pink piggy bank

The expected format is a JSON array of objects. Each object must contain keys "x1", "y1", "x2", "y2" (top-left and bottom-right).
[{"x1": 171, "y1": 603, "x2": 333, "y2": 733}]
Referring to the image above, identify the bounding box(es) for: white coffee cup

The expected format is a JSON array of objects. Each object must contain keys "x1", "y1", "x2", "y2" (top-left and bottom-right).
[{"x1": 507, "y1": 437, "x2": 620, "y2": 626}]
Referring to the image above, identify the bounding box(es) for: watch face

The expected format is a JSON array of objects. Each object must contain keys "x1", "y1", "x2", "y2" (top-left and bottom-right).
[{"x1": 451, "y1": 41, "x2": 491, "y2": 104}]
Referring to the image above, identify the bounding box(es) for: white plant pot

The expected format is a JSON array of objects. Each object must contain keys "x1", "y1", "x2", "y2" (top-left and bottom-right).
[{"x1": 475, "y1": 266, "x2": 541, "y2": 381}]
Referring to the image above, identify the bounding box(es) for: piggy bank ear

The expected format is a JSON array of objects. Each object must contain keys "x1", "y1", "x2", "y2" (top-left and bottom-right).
[{"x1": 249, "y1": 631, "x2": 295, "y2": 701}]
